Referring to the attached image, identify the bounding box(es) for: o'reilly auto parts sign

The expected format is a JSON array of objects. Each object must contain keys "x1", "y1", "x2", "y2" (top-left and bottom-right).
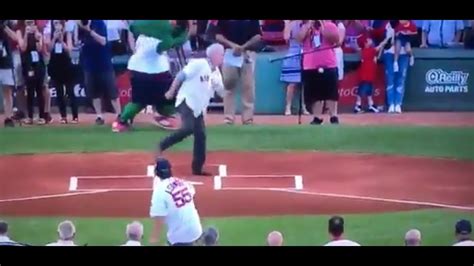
[
  {"x1": 425, "y1": 69, "x2": 469, "y2": 94},
  {"x1": 404, "y1": 60, "x2": 474, "y2": 111}
]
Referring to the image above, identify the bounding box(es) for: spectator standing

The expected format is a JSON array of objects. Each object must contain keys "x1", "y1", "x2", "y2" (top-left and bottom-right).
[
  {"x1": 421, "y1": 20, "x2": 465, "y2": 48},
  {"x1": 382, "y1": 21, "x2": 410, "y2": 114},
  {"x1": 44, "y1": 20, "x2": 78, "y2": 124},
  {"x1": 324, "y1": 216, "x2": 361, "y2": 246},
  {"x1": 404, "y1": 229, "x2": 422, "y2": 246},
  {"x1": 280, "y1": 20, "x2": 309, "y2": 116},
  {"x1": 16, "y1": 20, "x2": 47, "y2": 125},
  {"x1": 343, "y1": 20, "x2": 366, "y2": 52},
  {"x1": 453, "y1": 219, "x2": 474, "y2": 246},
  {"x1": 105, "y1": 20, "x2": 135, "y2": 56},
  {"x1": 46, "y1": 220, "x2": 77, "y2": 246},
  {"x1": 216, "y1": 20, "x2": 262, "y2": 125},
  {"x1": 267, "y1": 231, "x2": 284, "y2": 246},
  {"x1": 297, "y1": 20, "x2": 340, "y2": 125},
  {"x1": 78, "y1": 20, "x2": 121, "y2": 125},
  {"x1": 0, "y1": 220, "x2": 22, "y2": 246},
  {"x1": 0, "y1": 20, "x2": 19, "y2": 127},
  {"x1": 121, "y1": 221, "x2": 143, "y2": 246},
  {"x1": 334, "y1": 20, "x2": 346, "y2": 81},
  {"x1": 464, "y1": 20, "x2": 474, "y2": 49}
]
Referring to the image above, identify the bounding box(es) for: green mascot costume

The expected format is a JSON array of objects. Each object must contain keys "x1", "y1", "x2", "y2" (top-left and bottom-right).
[{"x1": 112, "y1": 20, "x2": 189, "y2": 133}]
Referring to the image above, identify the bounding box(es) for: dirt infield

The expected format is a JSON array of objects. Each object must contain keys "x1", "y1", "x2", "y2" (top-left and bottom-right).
[
  {"x1": 2, "y1": 112, "x2": 474, "y2": 128},
  {"x1": 1, "y1": 151, "x2": 473, "y2": 218}
]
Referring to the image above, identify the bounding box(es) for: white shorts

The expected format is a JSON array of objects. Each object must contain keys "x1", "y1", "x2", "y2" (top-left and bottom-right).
[
  {"x1": 0, "y1": 68, "x2": 15, "y2": 87},
  {"x1": 335, "y1": 47, "x2": 344, "y2": 81}
]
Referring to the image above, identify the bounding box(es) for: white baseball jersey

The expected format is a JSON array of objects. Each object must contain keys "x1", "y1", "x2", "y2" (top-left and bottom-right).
[
  {"x1": 175, "y1": 58, "x2": 225, "y2": 118},
  {"x1": 127, "y1": 35, "x2": 170, "y2": 74},
  {"x1": 453, "y1": 240, "x2": 474, "y2": 246},
  {"x1": 149, "y1": 177, "x2": 202, "y2": 245},
  {"x1": 324, "y1": 239, "x2": 361, "y2": 246}
]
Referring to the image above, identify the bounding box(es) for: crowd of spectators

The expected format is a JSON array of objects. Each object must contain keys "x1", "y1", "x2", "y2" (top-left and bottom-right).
[
  {"x1": 0, "y1": 216, "x2": 472, "y2": 246},
  {"x1": 2, "y1": 20, "x2": 472, "y2": 128}
]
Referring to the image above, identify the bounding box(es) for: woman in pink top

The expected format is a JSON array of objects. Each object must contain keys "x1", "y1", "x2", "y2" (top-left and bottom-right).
[{"x1": 297, "y1": 20, "x2": 340, "y2": 125}]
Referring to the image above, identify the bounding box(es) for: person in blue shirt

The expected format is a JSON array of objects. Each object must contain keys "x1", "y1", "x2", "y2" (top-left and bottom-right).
[
  {"x1": 421, "y1": 20, "x2": 465, "y2": 48},
  {"x1": 77, "y1": 20, "x2": 121, "y2": 125}
]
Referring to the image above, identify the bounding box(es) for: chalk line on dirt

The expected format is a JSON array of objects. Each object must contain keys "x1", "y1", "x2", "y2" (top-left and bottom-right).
[
  {"x1": 221, "y1": 187, "x2": 474, "y2": 211},
  {"x1": 0, "y1": 190, "x2": 110, "y2": 203}
]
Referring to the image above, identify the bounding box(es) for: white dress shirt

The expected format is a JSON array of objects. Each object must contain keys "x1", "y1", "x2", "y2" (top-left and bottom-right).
[{"x1": 175, "y1": 58, "x2": 224, "y2": 118}]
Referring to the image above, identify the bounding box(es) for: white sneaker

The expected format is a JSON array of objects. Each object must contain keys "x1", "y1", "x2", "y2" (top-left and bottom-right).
[
  {"x1": 395, "y1": 105, "x2": 402, "y2": 113},
  {"x1": 393, "y1": 62, "x2": 399, "y2": 72},
  {"x1": 284, "y1": 108, "x2": 291, "y2": 116},
  {"x1": 368, "y1": 105, "x2": 380, "y2": 113},
  {"x1": 388, "y1": 105, "x2": 395, "y2": 113}
]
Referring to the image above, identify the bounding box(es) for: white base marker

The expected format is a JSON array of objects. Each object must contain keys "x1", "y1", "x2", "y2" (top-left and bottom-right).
[
  {"x1": 147, "y1": 165, "x2": 155, "y2": 177},
  {"x1": 294, "y1": 175, "x2": 303, "y2": 190},
  {"x1": 69, "y1": 177, "x2": 78, "y2": 191},
  {"x1": 213, "y1": 176, "x2": 222, "y2": 190},
  {"x1": 218, "y1": 164, "x2": 227, "y2": 177}
]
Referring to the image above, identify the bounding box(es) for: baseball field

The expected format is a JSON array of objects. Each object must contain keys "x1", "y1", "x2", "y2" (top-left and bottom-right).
[{"x1": 0, "y1": 112, "x2": 473, "y2": 246}]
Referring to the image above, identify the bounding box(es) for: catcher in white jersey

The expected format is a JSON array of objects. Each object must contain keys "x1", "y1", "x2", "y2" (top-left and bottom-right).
[{"x1": 149, "y1": 157, "x2": 203, "y2": 246}]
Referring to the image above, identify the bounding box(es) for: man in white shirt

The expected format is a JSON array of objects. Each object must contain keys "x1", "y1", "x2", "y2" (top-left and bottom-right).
[
  {"x1": 149, "y1": 158, "x2": 203, "y2": 246},
  {"x1": 46, "y1": 220, "x2": 77, "y2": 246},
  {"x1": 157, "y1": 43, "x2": 225, "y2": 176},
  {"x1": 453, "y1": 219, "x2": 474, "y2": 246},
  {"x1": 121, "y1": 221, "x2": 144, "y2": 246},
  {"x1": 0, "y1": 220, "x2": 22, "y2": 246},
  {"x1": 324, "y1": 216, "x2": 361, "y2": 246}
]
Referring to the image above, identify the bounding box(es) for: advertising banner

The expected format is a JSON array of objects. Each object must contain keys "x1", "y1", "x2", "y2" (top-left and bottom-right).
[{"x1": 404, "y1": 60, "x2": 474, "y2": 111}]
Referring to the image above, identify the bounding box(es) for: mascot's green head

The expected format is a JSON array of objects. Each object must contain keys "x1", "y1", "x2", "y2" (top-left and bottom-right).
[{"x1": 129, "y1": 20, "x2": 189, "y2": 53}]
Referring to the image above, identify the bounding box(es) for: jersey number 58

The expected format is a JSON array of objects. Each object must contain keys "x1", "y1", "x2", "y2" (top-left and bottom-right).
[{"x1": 171, "y1": 187, "x2": 193, "y2": 208}]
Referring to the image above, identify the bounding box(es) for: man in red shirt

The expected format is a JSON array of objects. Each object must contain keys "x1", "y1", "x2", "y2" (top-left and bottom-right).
[{"x1": 354, "y1": 33, "x2": 390, "y2": 113}]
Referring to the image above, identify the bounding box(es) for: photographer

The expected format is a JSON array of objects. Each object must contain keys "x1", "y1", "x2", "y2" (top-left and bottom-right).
[
  {"x1": 16, "y1": 20, "x2": 47, "y2": 124},
  {"x1": 44, "y1": 20, "x2": 77, "y2": 124},
  {"x1": 0, "y1": 20, "x2": 19, "y2": 127},
  {"x1": 78, "y1": 19, "x2": 121, "y2": 125}
]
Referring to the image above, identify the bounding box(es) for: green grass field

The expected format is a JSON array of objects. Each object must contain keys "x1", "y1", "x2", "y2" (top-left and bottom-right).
[{"x1": 1, "y1": 125, "x2": 473, "y2": 246}]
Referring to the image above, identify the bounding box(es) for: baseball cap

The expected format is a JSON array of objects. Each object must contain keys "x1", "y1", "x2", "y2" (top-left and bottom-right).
[
  {"x1": 455, "y1": 219, "x2": 472, "y2": 235},
  {"x1": 202, "y1": 227, "x2": 219, "y2": 246},
  {"x1": 155, "y1": 158, "x2": 172, "y2": 179}
]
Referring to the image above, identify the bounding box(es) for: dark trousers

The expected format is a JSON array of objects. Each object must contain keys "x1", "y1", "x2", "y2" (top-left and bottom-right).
[
  {"x1": 159, "y1": 101, "x2": 206, "y2": 173},
  {"x1": 26, "y1": 76, "x2": 45, "y2": 119},
  {"x1": 52, "y1": 80, "x2": 78, "y2": 119}
]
